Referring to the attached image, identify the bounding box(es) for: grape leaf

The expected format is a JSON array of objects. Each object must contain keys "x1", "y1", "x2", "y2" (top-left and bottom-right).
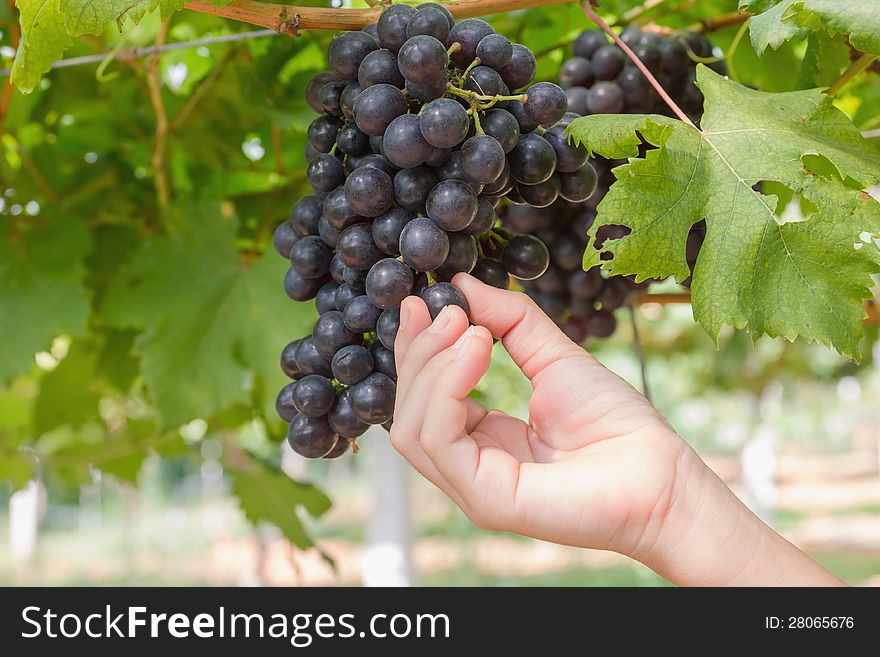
[
  {"x1": 797, "y1": 32, "x2": 851, "y2": 89},
  {"x1": 61, "y1": 0, "x2": 233, "y2": 33},
  {"x1": 11, "y1": 0, "x2": 72, "y2": 94},
  {"x1": 0, "y1": 217, "x2": 92, "y2": 385},
  {"x1": 32, "y1": 340, "x2": 101, "y2": 436},
  {"x1": 566, "y1": 66, "x2": 880, "y2": 360},
  {"x1": 102, "y1": 204, "x2": 314, "y2": 429},
  {"x1": 229, "y1": 461, "x2": 332, "y2": 549},
  {"x1": 743, "y1": 0, "x2": 880, "y2": 56}
]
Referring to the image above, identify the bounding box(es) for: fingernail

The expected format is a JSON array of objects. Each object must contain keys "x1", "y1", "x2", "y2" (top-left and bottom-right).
[
  {"x1": 399, "y1": 301, "x2": 410, "y2": 331},
  {"x1": 454, "y1": 326, "x2": 478, "y2": 357},
  {"x1": 429, "y1": 306, "x2": 453, "y2": 333}
]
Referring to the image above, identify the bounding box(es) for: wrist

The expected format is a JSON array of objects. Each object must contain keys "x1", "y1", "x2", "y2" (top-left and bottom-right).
[{"x1": 634, "y1": 445, "x2": 845, "y2": 586}]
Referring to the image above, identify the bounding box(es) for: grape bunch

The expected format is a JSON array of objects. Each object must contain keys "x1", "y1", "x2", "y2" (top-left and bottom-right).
[
  {"x1": 503, "y1": 25, "x2": 717, "y2": 342},
  {"x1": 273, "y1": 5, "x2": 593, "y2": 459}
]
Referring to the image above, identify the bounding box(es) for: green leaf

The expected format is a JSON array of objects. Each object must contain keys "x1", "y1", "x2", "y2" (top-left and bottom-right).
[
  {"x1": 32, "y1": 340, "x2": 101, "y2": 435},
  {"x1": 12, "y1": 0, "x2": 72, "y2": 94},
  {"x1": 567, "y1": 66, "x2": 880, "y2": 360},
  {"x1": 229, "y1": 461, "x2": 331, "y2": 549},
  {"x1": 103, "y1": 204, "x2": 314, "y2": 428},
  {"x1": 742, "y1": 0, "x2": 808, "y2": 55},
  {"x1": 0, "y1": 217, "x2": 92, "y2": 385},
  {"x1": 797, "y1": 32, "x2": 851, "y2": 89}
]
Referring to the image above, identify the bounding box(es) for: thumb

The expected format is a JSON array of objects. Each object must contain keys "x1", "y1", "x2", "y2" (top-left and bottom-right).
[{"x1": 452, "y1": 272, "x2": 598, "y2": 382}]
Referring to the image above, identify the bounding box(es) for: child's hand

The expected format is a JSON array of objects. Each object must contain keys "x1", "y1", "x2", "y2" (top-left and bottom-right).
[{"x1": 391, "y1": 273, "x2": 843, "y2": 587}]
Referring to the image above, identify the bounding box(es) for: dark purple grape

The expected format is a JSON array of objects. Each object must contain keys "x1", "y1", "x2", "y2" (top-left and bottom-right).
[
  {"x1": 284, "y1": 267, "x2": 327, "y2": 302},
  {"x1": 549, "y1": 233, "x2": 585, "y2": 271},
  {"x1": 437, "y1": 232, "x2": 478, "y2": 278},
  {"x1": 366, "y1": 258, "x2": 414, "y2": 309},
  {"x1": 337, "y1": 223, "x2": 384, "y2": 271},
  {"x1": 399, "y1": 217, "x2": 450, "y2": 271},
  {"x1": 307, "y1": 154, "x2": 345, "y2": 194},
  {"x1": 318, "y1": 216, "x2": 341, "y2": 248},
  {"x1": 340, "y1": 81, "x2": 363, "y2": 120},
  {"x1": 319, "y1": 81, "x2": 347, "y2": 117},
  {"x1": 330, "y1": 255, "x2": 346, "y2": 284},
  {"x1": 447, "y1": 18, "x2": 494, "y2": 68},
  {"x1": 353, "y1": 83, "x2": 407, "y2": 136},
  {"x1": 393, "y1": 166, "x2": 438, "y2": 213},
  {"x1": 508, "y1": 133, "x2": 557, "y2": 185},
  {"x1": 363, "y1": 23, "x2": 379, "y2": 38},
  {"x1": 502, "y1": 234, "x2": 550, "y2": 280},
  {"x1": 542, "y1": 125, "x2": 589, "y2": 173},
  {"x1": 598, "y1": 281, "x2": 628, "y2": 311},
  {"x1": 659, "y1": 39, "x2": 689, "y2": 74},
  {"x1": 342, "y1": 266, "x2": 368, "y2": 290},
  {"x1": 328, "y1": 31, "x2": 379, "y2": 81},
  {"x1": 568, "y1": 268, "x2": 603, "y2": 298},
  {"x1": 306, "y1": 71, "x2": 341, "y2": 113},
  {"x1": 323, "y1": 437, "x2": 351, "y2": 459},
  {"x1": 355, "y1": 152, "x2": 398, "y2": 176},
  {"x1": 331, "y1": 345, "x2": 375, "y2": 386},
  {"x1": 471, "y1": 257, "x2": 509, "y2": 289},
  {"x1": 312, "y1": 310, "x2": 362, "y2": 356},
  {"x1": 420, "y1": 282, "x2": 470, "y2": 320},
  {"x1": 316, "y1": 281, "x2": 340, "y2": 315},
  {"x1": 617, "y1": 66, "x2": 650, "y2": 110},
  {"x1": 534, "y1": 266, "x2": 566, "y2": 294},
  {"x1": 685, "y1": 32, "x2": 713, "y2": 58},
  {"x1": 420, "y1": 98, "x2": 470, "y2": 149},
  {"x1": 587, "y1": 81, "x2": 625, "y2": 114},
  {"x1": 280, "y1": 339, "x2": 303, "y2": 379},
  {"x1": 507, "y1": 99, "x2": 539, "y2": 133},
  {"x1": 336, "y1": 122, "x2": 370, "y2": 156},
  {"x1": 349, "y1": 373, "x2": 396, "y2": 424},
  {"x1": 377, "y1": 307, "x2": 400, "y2": 350},
  {"x1": 329, "y1": 390, "x2": 370, "y2": 439},
  {"x1": 295, "y1": 337, "x2": 333, "y2": 378},
  {"x1": 463, "y1": 65, "x2": 504, "y2": 97},
  {"x1": 524, "y1": 82, "x2": 567, "y2": 126},
  {"x1": 334, "y1": 284, "x2": 362, "y2": 312},
  {"x1": 560, "y1": 57, "x2": 594, "y2": 88},
  {"x1": 592, "y1": 45, "x2": 626, "y2": 81},
  {"x1": 559, "y1": 165, "x2": 598, "y2": 203},
  {"x1": 458, "y1": 134, "x2": 506, "y2": 186},
  {"x1": 438, "y1": 152, "x2": 484, "y2": 195},
  {"x1": 425, "y1": 146, "x2": 453, "y2": 167},
  {"x1": 480, "y1": 111, "x2": 518, "y2": 156},
  {"x1": 406, "y1": 6, "x2": 450, "y2": 42},
  {"x1": 308, "y1": 114, "x2": 343, "y2": 153},
  {"x1": 503, "y1": 204, "x2": 555, "y2": 233},
  {"x1": 290, "y1": 196, "x2": 323, "y2": 237},
  {"x1": 276, "y1": 382, "x2": 297, "y2": 422},
  {"x1": 463, "y1": 198, "x2": 496, "y2": 236},
  {"x1": 498, "y1": 43, "x2": 536, "y2": 90},
  {"x1": 344, "y1": 166, "x2": 394, "y2": 217},
  {"x1": 633, "y1": 42, "x2": 662, "y2": 72},
  {"x1": 370, "y1": 344, "x2": 397, "y2": 381},
  {"x1": 398, "y1": 35, "x2": 448, "y2": 85},
  {"x1": 358, "y1": 48, "x2": 405, "y2": 88},
  {"x1": 372, "y1": 207, "x2": 414, "y2": 256},
  {"x1": 292, "y1": 375, "x2": 335, "y2": 417},
  {"x1": 565, "y1": 87, "x2": 589, "y2": 115},
  {"x1": 476, "y1": 34, "x2": 512, "y2": 69},
  {"x1": 273, "y1": 222, "x2": 299, "y2": 258},
  {"x1": 383, "y1": 113, "x2": 433, "y2": 168},
  {"x1": 481, "y1": 160, "x2": 511, "y2": 196},
  {"x1": 405, "y1": 74, "x2": 449, "y2": 102},
  {"x1": 586, "y1": 308, "x2": 617, "y2": 338},
  {"x1": 620, "y1": 26, "x2": 643, "y2": 47},
  {"x1": 561, "y1": 316, "x2": 589, "y2": 343},
  {"x1": 426, "y1": 180, "x2": 479, "y2": 231},
  {"x1": 572, "y1": 30, "x2": 608, "y2": 58},
  {"x1": 288, "y1": 415, "x2": 337, "y2": 458},
  {"x1": 377, "y1": 4, "x2": 416, "y2": 54},
  {"x1": 323, "y1": 187, "x2": 361, "y2": 231},
  {"x1": 419, "y1": 2, "x2": 454, "y2": 29},
  {"x1": 343, "y1": 294, "x2": 383, "y2": 332},
  {"x1": 518, "y1": 175, "x2": 560, "y2": 208}
]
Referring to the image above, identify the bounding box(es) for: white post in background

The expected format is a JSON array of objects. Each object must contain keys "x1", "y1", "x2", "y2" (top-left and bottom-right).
[
  {"x1": 362, "y1": 425, "x2": 413, "y2": 587},
  {"x1": 9, "y1": 480, "x2": 47, "y2": 568},
  {"x1": 741, "y1": 383, "x2": 782, "y2": 526}
]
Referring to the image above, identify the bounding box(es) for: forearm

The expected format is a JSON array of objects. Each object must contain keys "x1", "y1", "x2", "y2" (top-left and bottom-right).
[{"x1": 638, "y1": 447, "x2": 846, "y2": 587}]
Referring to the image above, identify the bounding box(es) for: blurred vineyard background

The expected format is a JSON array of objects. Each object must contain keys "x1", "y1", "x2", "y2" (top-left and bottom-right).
[{"x1": 2, "y1": 0, "x2": 880, "y2": 586}]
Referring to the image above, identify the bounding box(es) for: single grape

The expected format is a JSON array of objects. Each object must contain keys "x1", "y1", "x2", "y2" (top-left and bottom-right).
[
  {"x1": 334, "y1": 284, "x2": 362, "y2": 312},
  {"x1": 437, "y1": 232, "x2": 478, "y2": 278},
  {"x1": 426, "y1": 179, "x2": 479, "y2": 231},
  {"x1": 316, "y1": 281, "x2": 340, "y2": 315},
  {"x1": 587, "y1": 81, "x2": 625, "y2": 114},
  {"x1": 620, "y1": 25, "x2": 643, "y2": 47},
  {"x1": 370, "y1": 344, "x2": 396, "y2": 381},
  {"x1": 420, "y1": 98, "x2": 470, "y2": 149},
  {"x1": 470, "y1": 257, "x2": 510, "y2": 289},
  {"x1": 685, "y1": 32, "x2": 713, "y2": 58},
  {"x1": 476, "y1": 34, "x2": 513, "y2": 69},
  {"x1": 420, "y1": 282, "x2": 470, "y2": 320},
  {"x1": 349, "y1": 373, "x2": 396, "y2": 425},
  {"x1": 425, "y1": 146, "x2": 453, "y2": 167},
  {"x1": 561, "y1": 316, "x2": 589, "y2": 343},
  {"x1": 290, "y1": 196, "x2": 323, "y2": 237},
  {"x1": 306, "y1": 71, "x2": 341, "y2": 113},
  {"x1": 343, "y1": 265, "x2": 368, "y2": 290},
  {"x1": 280, "y1": 339, "x2": 303, "y2": 379},
  {"x1": 531, "y1": 291, "x2": 567, "y2": 320},
  {"x1": 307, "y1": 154, "x2": 345, "y2": 194},
  {"x1": 288, "y1": 415, "x2": 338, "y2": 458},
  {"x1": 363, "y1": 23, "x2": 379, "y2": 38},
  {"x1": 463, "y1": 198, "x2": 497, "y2": 236},
  {"x1": 290, "y1": 235, "x2": 333, "y2": 280},
  {"x1": 294, "y1": 337, "x2": 333, "y2": 378},
  {"x1": 398, "y1": 35, "x2": 448, "y2": 85},
  {"x1": 322, "y1": 187, "x2": 361, "y2": 231},
  {"x1": 447, "y1": 18, "x2": 495, "y2": 68},
  {"x1": 328, "y1": 31, "x2": 379, "y2": 81},
  {"x1": 598, "y1": 281, "x2": 627, "y2": 311},
  {"x1": 572, "y1": 29, "x2": 608, "y2": 58},
  {"x1": 559, "y1": 164, "x2": 598, "y2": 203},
  {"x1": 372, "y1": 207, "x2": 414, "y2": 256},
  {"x1": 506, "y1": 99, "x2": 539, "y2": 133},
  {"x1": 353, "y1": 83, "x2": 408, "y2": 136},
  {"x1": 318, "y1": 215, "x2": 341, "y2": 248},
  {"x1": 344, "y1": 166, "x2": 394, "y2": 217},
  {"x1": 502, "y1": 234, "x2": 550, "y2": 280},
  {"x1": 480, "y1": 108, "x2": 520, "y2": 154},
  {"x1": 542, "y1": 125, "x2": 589, "y2": 173},
  {"x1": 503, "y1": 204, "x2": 555, "y2": 233},
  {"x1": 336, "y1": 122, "x2": 370, "y2": 156},
  {"x1": 377, "y1": 307, "x2": 400, "y2": 350},
  {"x1": 659, "y1": 38, "x2": 689, "y2": 74},
  {"x1": 399, "y1": 216, "x2": 450, "y2": 271},
  {"x1": 343, "y1": 294, "x2": 383, "y2": 332},
  {"x1": 457, "y1": 134, "x2": 506, "y2": 186},
  {"x1": 358, "y1": 48, "x2": 405, "y2": 88},
  {"x1": 592, "y1": 45, "x2": 626, "y2": 80},
  {"x1": 586, "y1": 308, "x2": 617, "y2": 338},
  {"x1": 377, "y1": 4, "x2": 416, "y2": 54},
  {"x1": 406, "y1": 6, "x2": 450, "y2": 42},
  {"x1": 560, "y1": 57, "x2": 594, "y2": 88},
  {"x1": 292, "y1": 374, "x2": 336, "y2": 417},
  {"x1": 498, "y1": 43, "x2": 536, "y2": 90},
  {"x1": 418, "y1": 2, "x2": 454, "y2": 29},
  {"x1": 304, "y1": 144, "x2": 320, "y2": 161},
  {"x1": 565, "y1": 87, "x2": 589, "y2": 115},
  {"x1": 329, "y1": 390, "x2": 370, "y2": 439},
  {"x1": 273, "y1": 221, "x2": 299, "y2": 258},
  {"x1": 463, "y1": 65, "x2": 505, "y2": 97},
  {"x1": 336, "y1": 223, "x2": 384, "y2": 271},
  {"x1": 354, "y1": 152, "x2": 398, "y2": 176},
  {"x1": 549, "y1": 233, "x2": 585, "y2": 271},
  {"x1": 330, "y1": 255, "x2": 346, "y2": 284},
  {"x1": 617, "y1": 66, "x2": 651, "y2": 110},
  {"x1": 438, "y1": 152, "x2": 484, "y2": 195},
  {"x1": 331, "y1": 345, "x2": 375, "y2": 386},
  {"x1": 517, "y1": 175, "x2": 560, "y2": 208},
  {"x1": 393, "y1": 166, "x2": 438, "y2": 213},
  {"x1": 633, "y1": 42, "x2": 662, "y2": 72},
  {"x1": 366, "y1": 258, "x2": 414, "y2": 309},
  {"x1": 340, "y1": 81, "x2": 363, "y2": 120},
  {"x1": 481, "y1": 160, "x2": 512, "y2": 196},
  {"x1": 534, "y1": 266, "x2": 566, "y2": 294},
  {"x1": 319, "y1": 81, "x2": 347, "y2": 117},
  {"x1": 405, "y1": 74, "x2": 449, "y2": 102},
  {"x1": 383, "y1": 114, "x2": 433, "y2": 168},
  {"x1": 568, "y1": 268, "x2": 603, "y2": 298},
  {"x1": 312, "y1": 310, "x2": 362, "y2": 356},
  {"x1": 524, "y1": 82, "x2": 567, "y2": 126},
  {"x1": 508, "y1": 133, "x2": 557, "y2": 185},
  {"x1": 323, "y1": 437, "x2": 351, "y2": 459},
  {"x1": 284, "y1": 267, "x2": 327, "y2": 302},
  {"x1": 308, "y1": 114, "x2": 343, "y2": 153},
  {"x1": 275, "y1": 382, "x2": 297, "y2": 422}
]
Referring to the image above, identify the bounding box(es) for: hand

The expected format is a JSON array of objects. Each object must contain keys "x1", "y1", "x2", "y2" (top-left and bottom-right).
[{"x1": 391, "y1": 273, "x2": 844, "y2": 586}]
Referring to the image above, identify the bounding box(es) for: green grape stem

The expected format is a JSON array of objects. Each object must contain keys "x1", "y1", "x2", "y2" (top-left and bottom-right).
[
  {"x1": 445, "y1": 82, "x2": 528, "y2": 110},
  {"x1": 461, "y1": 57, "x2": 482, "y2": 81}
]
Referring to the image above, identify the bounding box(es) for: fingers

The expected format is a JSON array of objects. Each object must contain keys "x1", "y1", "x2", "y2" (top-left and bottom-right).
[
  {"x1": 452, "y1": 273, "x2": 598, "y2": 383},
  {"x1": 393, "y1": 296, "x2": 432, "y2": 368}
]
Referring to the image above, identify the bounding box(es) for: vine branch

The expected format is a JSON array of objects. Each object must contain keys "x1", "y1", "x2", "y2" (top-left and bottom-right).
[
  {"x1": 145, "y1": 21, "x2": 171, "y2": 209},
  {"x1": 828, "y1": 53, "x2": 878, "y2": 96}
]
